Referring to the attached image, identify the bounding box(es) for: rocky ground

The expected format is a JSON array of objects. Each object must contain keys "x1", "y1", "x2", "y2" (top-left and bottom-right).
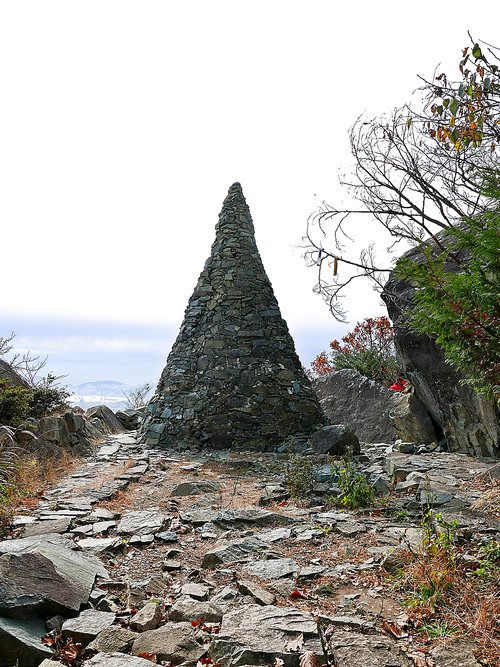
[{"x1": 2, "y1": 433, "x2": 500, "y2": 667}]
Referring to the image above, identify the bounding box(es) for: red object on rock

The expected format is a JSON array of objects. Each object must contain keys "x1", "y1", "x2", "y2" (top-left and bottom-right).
[{"x1": 390, "y1": 378, "x2": 407, "y2": 391}]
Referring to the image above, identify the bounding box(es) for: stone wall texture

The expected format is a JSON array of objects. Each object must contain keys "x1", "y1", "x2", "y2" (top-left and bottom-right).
[{"x1": 141, "y1": 183, "x2": 325, "y2": 449}]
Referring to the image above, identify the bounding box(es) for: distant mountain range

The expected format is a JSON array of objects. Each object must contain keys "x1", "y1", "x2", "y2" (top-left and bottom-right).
[
  {"x1": 66, "y1": 380, "x2": 127, "y2": 397},
  {"x1": 67, "y1": 380, "x2": 135, "y2": 412}
]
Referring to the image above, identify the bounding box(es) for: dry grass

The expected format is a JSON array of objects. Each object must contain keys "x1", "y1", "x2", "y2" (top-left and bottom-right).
[
  {"x1": 387, "y1": 523, "x2": 500, "y2": 664},
  {"x1": 0, "y1": 445, "x2": 83, "y2": 534},
  {"x1": 471, "y1": 480, "x2": 500, "y2": 515}
]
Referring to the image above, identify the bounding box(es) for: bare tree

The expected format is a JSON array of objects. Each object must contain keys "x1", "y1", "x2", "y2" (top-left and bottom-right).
[{"x1": 303, "y1": 83, "x2": 498, "y2": 321}]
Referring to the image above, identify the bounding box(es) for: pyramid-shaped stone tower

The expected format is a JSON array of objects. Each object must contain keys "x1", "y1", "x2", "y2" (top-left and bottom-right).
[{"x1": 141, "y1": 183, "x2": 325, "y2": 449}]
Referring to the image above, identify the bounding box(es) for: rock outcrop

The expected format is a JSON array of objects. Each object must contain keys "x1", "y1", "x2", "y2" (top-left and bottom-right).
[
  {"x1": 141, "y1": 183, "x2": 325, "y2": 449},
  {"x1": 0, "y1": 359, "x2": 29, "y2": 389},
  {"x1": 86, "y1": 405, "x2": 126, "y2": 434},
  {"x1": 313, "y1": 369, "x2": 437, "y2": 446},
  {"x1": 382, "y1": 243, "x2": 500, "y2": 457},
  {"x1": 2, "y1": 430, "x2": 499, "y2": 666}
]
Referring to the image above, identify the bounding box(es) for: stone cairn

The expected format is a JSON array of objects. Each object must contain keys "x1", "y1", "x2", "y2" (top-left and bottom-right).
[{"x1": 141, "y1": 182, "x2": 325, "y2": 449}]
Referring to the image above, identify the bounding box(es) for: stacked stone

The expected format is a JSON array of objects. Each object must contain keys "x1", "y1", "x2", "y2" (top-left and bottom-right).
[{"x1": 141, "y1": 183, "x2": 325, "y2": 449}]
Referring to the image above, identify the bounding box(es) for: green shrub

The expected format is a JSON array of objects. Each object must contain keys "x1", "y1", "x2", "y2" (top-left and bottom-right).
[
  {"x1": 0, "y1": 374, "x2": 70, "y2": 427},
  {"x1": 284, "y1": 455, "x2": 316, "y2": 498},
  {"x1": 336, "y1": 461, "x2": 374, "y2": 509},
  {"x1": 0, "y1": 382, "x2": 32, "y2": 427}
]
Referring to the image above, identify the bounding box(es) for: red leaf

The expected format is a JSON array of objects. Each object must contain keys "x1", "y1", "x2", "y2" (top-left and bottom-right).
[
  {"x1": 290, "y1": 590, "x2": 307, "y2": 600},
  {"x1": 41, "y1": 636, "x2": 58, "y2": 646},
  {"x1": 137, "y1": 653, "x2": 157, "y2": 663}
]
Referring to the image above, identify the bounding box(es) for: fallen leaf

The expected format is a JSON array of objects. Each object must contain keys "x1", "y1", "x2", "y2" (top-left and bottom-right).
[
  {"x1": 283, "y1": 633, "x2": 304, "y2": 652},
  {"x1": 201, "y1": 622, "x2": 220, "y2": 633},
  {"x1": 59, "y1": 638, "x2": 83, "y2": 663},
  {"x1": 138, "y1": 653, "x2": 157, "y2": 663},
  {"x1": 299, "y1": 650, "x2": 318, "y2": 667},
  {"x1": 290, "y1": 590, "x2": 307, "y2": 600},
  {"x1": 41, "y1": 636, "x2": 58, "y2": 646},
  {"x1": 117, "y1": 607, "x2": 138, "y2": 616},
  {"x1": 381, "y1": 619, "x2": 408, "y2": 639}
]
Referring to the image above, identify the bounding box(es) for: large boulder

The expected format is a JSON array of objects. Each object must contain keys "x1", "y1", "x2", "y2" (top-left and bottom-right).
[
  {"x1": 0, "y1": 534, "x2": 107, "y2": 619},
  {"x1": 86, "y1": 405, "x2": 126, "y2": 434},
  {"x1": 116, "y1": 408, "x2": 145, "y2": 431},
  {"x1": 389, "y1": 388, "x2": 438, "y2": 445},
  {"x1": 0, "y1": 616, "x2": 53, "y2": 667},
  {"x1": 30, "y1": 411, "x2": 102, "y2": 454},
  {"x1": 0, "y1": 359, "x2": 29, "y2": 389},
  {"x1": 313, "y1": 369, "x2": 436, "y2": 445},
  {"x1": 382, "y1": 243, "x2": 500, "y2": 457},
  {"x1": 310, "y1": 424, "x2": 360, "y2": 456},
  {"x1": 209, "y1": 605, "x2": 324, "y2": 667}
]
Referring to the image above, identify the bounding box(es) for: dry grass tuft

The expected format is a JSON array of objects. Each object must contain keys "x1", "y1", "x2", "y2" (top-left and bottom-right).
[
  {"x1": 471, "y1": 481, "x2": 500, "y2": 513},
  {"x1": 0, "y1": 444, "x2": 82, "y2": 534},
  {"x1": 388, "y1": 518, "x2": 500, "y2": 662}
]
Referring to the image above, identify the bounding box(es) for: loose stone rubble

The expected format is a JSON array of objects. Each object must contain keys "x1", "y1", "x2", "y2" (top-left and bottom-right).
[{"x1": 1, "y1": 430, "x2": 500, "y2": 667}]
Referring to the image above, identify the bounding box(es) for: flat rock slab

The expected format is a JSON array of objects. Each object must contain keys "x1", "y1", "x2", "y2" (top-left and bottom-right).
[
  {"x1": 77, "y1": 537, "x2": 124, "y2": 554},
  {"x1": 131, "y1": 621, "x2": 207, "y2": 662},
  {"x1": 0, "y1": 615, "x2": 53, "y2": 667},
  {"x1": 237, "y1": 579, "x2": 276, "y2": 605},
  {"x1": 335, "y1": 521, "x2": 367, "y2": 537},
  {"x1": 329, "y1": 631, "x2": 410, "y2": 666},
  {"x1": 209, "y1": 605, "x2": 323, "y2": 667},
  {"x1": 202, "y1": 537, "x2": 269, "y2": 568},
  {"x1": 170, "y1": 480, "x2": 220, "y2": 496},
  {"x1": 242, "y1": 558, "x2": 299, "y2": 580},
  {"x1": 180, "y1": 582, "x2": 210, "y2": 600},
  {"x1": 169, "y1": 596, "x2": 223, "y2": 623},
  {"x1": 88, "y1": 653, "x2": 156, "y2": 667},
  {"x1": 0, "y1": 533, "x2": 78, "y2": 555},
  {"x1": 96, "y1": 444, "x2": 120, "y2": 457},
  {"x1": 0, "y1": 537, "x2": 107, "y2": 619},
  {"x1": 298, "y1": 565, "x2": 326, "y2": 579},
  {"x1": 259, "y1": 527, "x2": 293, "y2": 542},
  {"x1": 87, "y1": 627, "x2": 139, "y2": 653},
  {"x1": 58, "y1": 496, "x2": 97, "y2": 511},
  {"x1": 62, "y1": 609, "x2": 116, "y2": 646},
  {"x1": 117, "y1": 510, "x2": 170, "y2": 535},
  {"x1": 431, "y1": 638, "x2": 481, "y2": 666},
  {"x1": 22, "y1": 517, "x2": 72, "y2": 537},
  {"x1": 179, "y1": 509, "x2": 218, "y2": 526},
  {"x1": 213, "y1": 508, "x2": 297, "y2": 529},
  {"x1": 313, "y1": 511, "x2": 354, "y2": 524}
]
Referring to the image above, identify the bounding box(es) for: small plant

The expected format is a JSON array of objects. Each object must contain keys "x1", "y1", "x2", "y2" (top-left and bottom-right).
[
  {"x1": 284, "y1": 455, "x2": 316, "y2": 498},
  {"x1": 336, "y1": 460, "x2": 374, "y2": 509},
  {"x1": 420, "y1": 622, "x2": 459, "y2": 639},
  {"x1": 479, "y1": 539, "x2": 500, "y2": 564}
]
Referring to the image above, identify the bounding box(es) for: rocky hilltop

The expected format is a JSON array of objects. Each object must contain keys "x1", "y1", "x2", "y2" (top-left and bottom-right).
[{"x1": 1, "y1": 427, "x2": 499, "y2": 667}]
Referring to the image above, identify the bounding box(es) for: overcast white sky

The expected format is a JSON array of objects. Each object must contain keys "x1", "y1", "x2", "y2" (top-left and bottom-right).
[{"x1": 1, "y1": 2, "x2": 497, "y2": 387}]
